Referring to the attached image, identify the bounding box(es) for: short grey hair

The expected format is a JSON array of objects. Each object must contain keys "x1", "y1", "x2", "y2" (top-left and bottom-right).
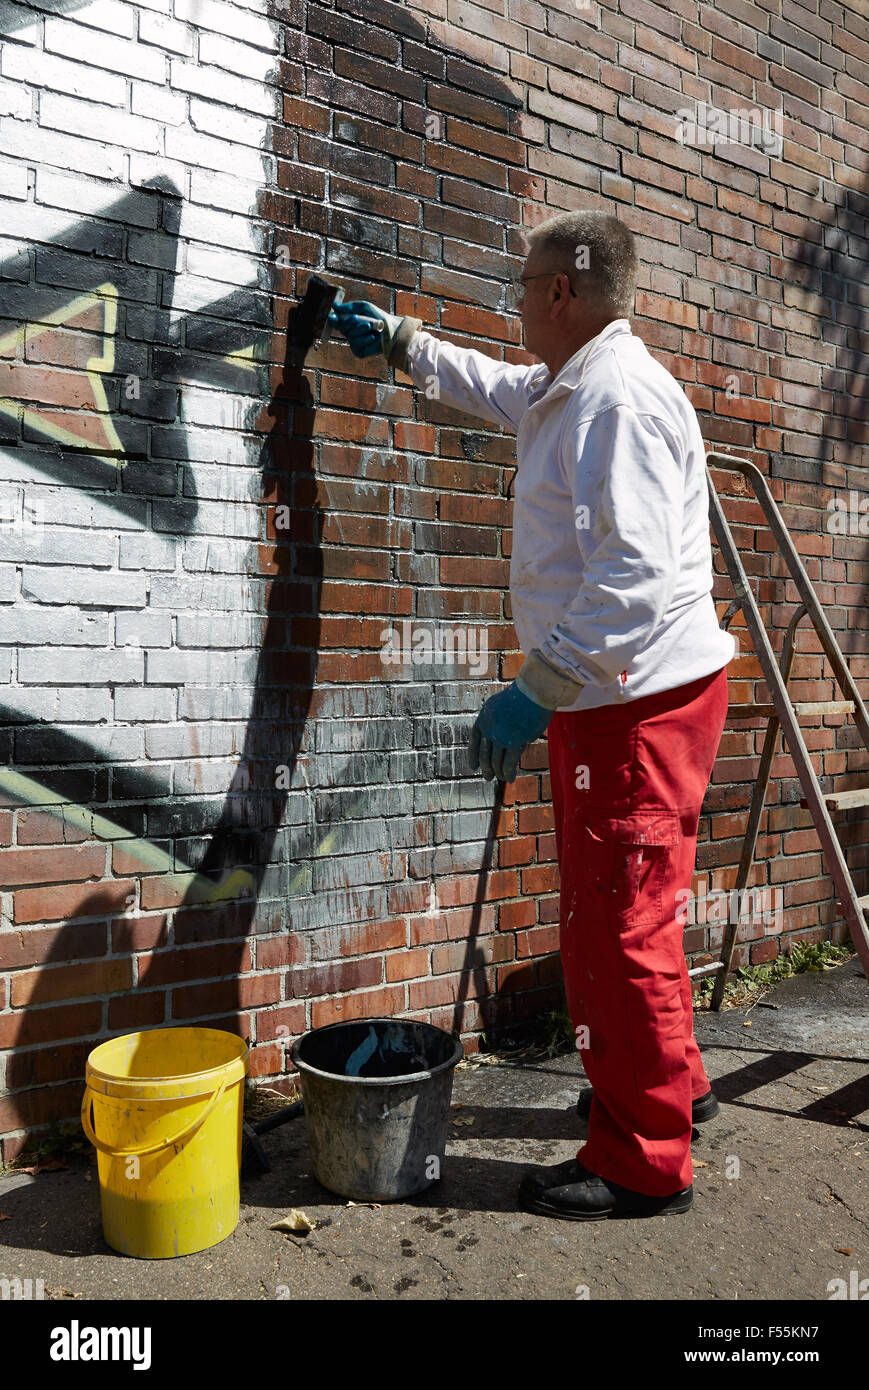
[{"x1": 525, "y1": 211, "x2": 638, "y2": 318}]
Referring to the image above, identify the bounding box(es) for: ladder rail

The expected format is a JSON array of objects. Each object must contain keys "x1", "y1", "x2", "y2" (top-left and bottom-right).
[
  {"x1": 705, "y1": 456, "x2": 869, "y2": 1000},
  {"x1": 709, "y1": 604, "x2": 806, "y2": 1009},
  {"x1": 708, "y1": 452, "x2": 869, "y2": 751}
]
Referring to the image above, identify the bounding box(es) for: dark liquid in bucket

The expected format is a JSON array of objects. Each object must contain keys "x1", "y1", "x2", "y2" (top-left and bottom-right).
[{"x1": 303, "y1": 1020, "x2": 451, "y2": 1078}]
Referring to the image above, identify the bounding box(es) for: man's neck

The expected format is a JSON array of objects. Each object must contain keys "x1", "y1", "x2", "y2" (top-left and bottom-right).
[{"x1": 543, "y1": 317, "x2": 620, "y2": 378}]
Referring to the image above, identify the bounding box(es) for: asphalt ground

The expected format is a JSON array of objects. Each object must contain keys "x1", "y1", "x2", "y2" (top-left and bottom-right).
[{"x1": 1, "y1": 957, "x2": 866, "y2": 1318}]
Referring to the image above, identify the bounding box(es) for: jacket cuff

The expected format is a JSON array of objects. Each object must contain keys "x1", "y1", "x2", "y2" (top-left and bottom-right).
[
  {"x1": 514, "y1": 647, "x2": 585, "y2": 710},
  {"x1": 387, "y1": 315, "x2": 422, "y2": 372}
]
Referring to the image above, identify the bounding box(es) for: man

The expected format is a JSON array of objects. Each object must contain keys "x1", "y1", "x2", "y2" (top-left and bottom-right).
[{"x1": 329, "y1": 210, "x2": 735, "y2": 1220}]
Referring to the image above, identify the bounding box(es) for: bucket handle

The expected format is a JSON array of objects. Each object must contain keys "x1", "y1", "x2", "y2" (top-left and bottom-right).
[{"x1": 81, "y1": 1078, "x2": 228, "y2": 1159}]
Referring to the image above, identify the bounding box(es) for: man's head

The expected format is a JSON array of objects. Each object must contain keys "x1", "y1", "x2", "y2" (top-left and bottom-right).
[{"x1": 517, "y1": 211, "x2": 638, "y2": 375}]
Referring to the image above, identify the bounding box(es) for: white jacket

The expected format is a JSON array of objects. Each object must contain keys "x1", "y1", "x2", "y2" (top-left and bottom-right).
[{"x1": 402, "y1": 318, "x2": 735, "y2": 711}]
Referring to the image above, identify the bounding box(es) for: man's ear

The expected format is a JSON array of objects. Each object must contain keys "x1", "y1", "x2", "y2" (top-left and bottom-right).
[{"x1": 551, "y1": 276, "x2": 573, "y2": 317}]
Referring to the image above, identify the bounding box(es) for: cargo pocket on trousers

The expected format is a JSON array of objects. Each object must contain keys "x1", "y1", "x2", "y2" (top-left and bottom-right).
[{"x1": 582, "y1": 810, "x2": 681, "y2": 926}]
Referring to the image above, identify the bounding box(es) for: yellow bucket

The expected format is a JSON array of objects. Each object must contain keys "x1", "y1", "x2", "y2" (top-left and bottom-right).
[{"x1": 81, "y1": 1027, "x2": 248, "y2": 1259}]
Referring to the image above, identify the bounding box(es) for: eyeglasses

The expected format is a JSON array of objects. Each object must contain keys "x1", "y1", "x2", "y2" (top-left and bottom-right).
[{"x1": 509, "y1": 271, "x2": 578, "y2": 308}]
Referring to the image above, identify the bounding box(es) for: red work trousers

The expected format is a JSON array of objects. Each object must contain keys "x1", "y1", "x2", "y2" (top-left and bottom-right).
[{"x1": 546, "y1": 666, "x2": 729, "y2": 1196}]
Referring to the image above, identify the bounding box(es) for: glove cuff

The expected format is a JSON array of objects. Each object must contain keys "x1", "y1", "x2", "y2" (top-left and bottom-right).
[
  {"x1": 515, "y1": 648, "x2": 585, "y2": 710},
  {"x1": 387, "y1": 315, "x2": 422, "y2": 371}
]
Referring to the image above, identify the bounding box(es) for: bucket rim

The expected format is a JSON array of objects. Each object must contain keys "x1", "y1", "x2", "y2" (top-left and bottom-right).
[
  {"x1": 290, "y1": 1016, "x2": 463, "y2": 1086},
  {"x1": 85, "y1": 1025, "x2": 249, "y2": 1096}
]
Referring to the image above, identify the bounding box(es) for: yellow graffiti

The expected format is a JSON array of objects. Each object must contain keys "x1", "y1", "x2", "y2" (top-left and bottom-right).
[
  {"x1": 222, "y1": 344, "x2": 258, "y2": 372},
  {"x1": 203, "y1": 867, "x2": 257, "y2": 901},
  {"x1": 0, "y1": 282, "x2": 125, "y2": 458},
  {"x1": 284, "y1": 794, "x2": 370, "y2": 897},
  {"x1": 0, "y1": 768, "x2": 255, "y2": 903}
]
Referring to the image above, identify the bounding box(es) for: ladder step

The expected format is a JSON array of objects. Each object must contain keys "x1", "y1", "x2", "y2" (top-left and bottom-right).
[
  {"x1": 794, "y1": 701, "x2": 855, "y2": 715},
  {"x1": 687, "y1": 962, "x2": 725, "y2": 978},
  {"x1": 799, "y1": 786, "x2": 869, "y2": 812},
  {"x1": 859, "y1": 894, "x2": 869, "y2": 912},
  {"x1": 729, "y1": 701, "x2": 855, "y2": 719}
]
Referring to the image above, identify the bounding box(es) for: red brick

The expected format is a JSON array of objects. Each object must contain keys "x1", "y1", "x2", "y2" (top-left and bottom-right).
[
  {"x1": 537, "y1": 955, "x2": 565, "y2": 988},
  {"x1": 436, "y1": 870, "x2": 519, "y2": 908},
  {"x1": 0, "y1": 1000, "x2": 101, "y2": 1049},
  {"x1": 10, "y1": 958, "x2": 132, "y2": 1007},
  {"x1": 515, "y1": 925, "x2": 560, "y2": 958},
  {"x1": 308, "y1": 919, "x2": 406, "y2": 960},
  {"x1": 498, "y1": 835, "x2": 536, "y2": 867},
  {"x1": 635, "y1": 291, "x2": 699, "y2": 329},
  {"x1": 409, "y1": 904, "x2": 497, "y2": 945},
  {"x1": 431, "y1": 936, "x2": 512, "y2": 975},
  {"x1": 520, "y1": 863, "x2": 560, "y2": 896},
  {"x1": 385, "y1": 948, "x2": 429, "y2": 982},
  {"x1": 107, "y1": 991, "x2": 167, "y2": 1032},
  {"x1": 255, "y1": 934, "x2": 306, "y2": 969},
  {"x1": 111, "y1": 914, "x2": 169, "y2": 953},
  {"x1": 496, "y1": 960, "x2": 537, "y2": 993},
  {"x1": 282, "y1": 95, "x2": 330, "y2": 132},
  {"x1": 237, "y1": 974, "x2": 281, "y2": 1008},
  {"x1": 0, "y1": 922, "x2": 106, "y2": 970},
  {"x1": 138, "y1": 943, "x2": 251, "y2": 989},
  {"x1": 408, "y1": 972, "x2": 485, "y2": 1009},
  {"x1": 14, "y1": 879, "x2": 136, "y2": 924},
  {"x1": 498, "y1": 898, "x2": 538, "y2": 931},
  {"x1": 15, "y1": 810, "x2": 89, "y2": 845},
  {"x1": 247, "y1": 1044, "x2": 287, "y2": 1079},
  {"x1": 287, "y1": 957, "x2": 382, "y2": 998},
  {"x1": 0, "y1": 1081, "x2": 84, "y2": 1136},
  {"x1": 6, "y1": 1040, "x2": 93, "y2": 1089},
  {"x1": 311, "y1": 986, "x2": 404, "y2": 1028},
  {"x1": 255, "y1": 1004, "x2": 306, "y2": 1043}
]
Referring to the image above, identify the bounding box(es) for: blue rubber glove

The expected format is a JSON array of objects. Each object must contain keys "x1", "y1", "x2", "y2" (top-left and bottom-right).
[
  {"x1": 328, "y1": 300, "x2": 403, "y2": 359},
  {"x1": 468, "y1": 682, "x2": 554, "y2": 783}
]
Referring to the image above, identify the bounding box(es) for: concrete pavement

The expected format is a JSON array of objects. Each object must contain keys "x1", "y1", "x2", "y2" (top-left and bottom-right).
[{"x1": 1, "y1": 956, "x2": 867, "y2": 1302}]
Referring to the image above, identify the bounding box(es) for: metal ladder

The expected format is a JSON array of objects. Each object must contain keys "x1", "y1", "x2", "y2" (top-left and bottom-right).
[{"x1": 691, "y1": 452, "x2": 869, "y2": 1010}]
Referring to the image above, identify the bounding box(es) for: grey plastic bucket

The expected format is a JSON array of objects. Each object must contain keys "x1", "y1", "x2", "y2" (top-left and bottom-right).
[{"x1": 290, "y1": 1017, "x2": 463, "y2": 1201}]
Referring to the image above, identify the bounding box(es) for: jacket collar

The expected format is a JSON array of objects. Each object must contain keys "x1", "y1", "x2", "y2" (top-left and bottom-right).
[{"x1": 527, "y1": 319, "x2": 632, "y2": 404}]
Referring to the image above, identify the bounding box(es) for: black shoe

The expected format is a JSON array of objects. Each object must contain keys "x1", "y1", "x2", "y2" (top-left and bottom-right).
[
  {"x1": 518, "y1": 1158, "x2": 693, "y2": 1221},
  {"x1": 576, "y1": 1086, "x2": 719, "y2": 1124}
]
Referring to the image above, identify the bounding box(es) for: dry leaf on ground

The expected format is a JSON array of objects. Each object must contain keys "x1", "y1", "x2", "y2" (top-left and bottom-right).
[
  {"x1": 14, "y1": 1158, "x2": 69, "y2": 1176},
  {"x1": 269, "y1": 1209, "x2": 315, "y2": 1233}
]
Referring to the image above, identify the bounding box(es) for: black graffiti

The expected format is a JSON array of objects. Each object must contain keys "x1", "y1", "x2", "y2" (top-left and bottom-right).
[{"x1": 2, "y1": 1, "x2": 527, "y2": 1105}]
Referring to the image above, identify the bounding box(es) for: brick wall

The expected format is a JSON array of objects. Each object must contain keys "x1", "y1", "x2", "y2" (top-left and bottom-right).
[{"x1": 0, "y1": 0, "x2": 866, "y2": 1158}]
